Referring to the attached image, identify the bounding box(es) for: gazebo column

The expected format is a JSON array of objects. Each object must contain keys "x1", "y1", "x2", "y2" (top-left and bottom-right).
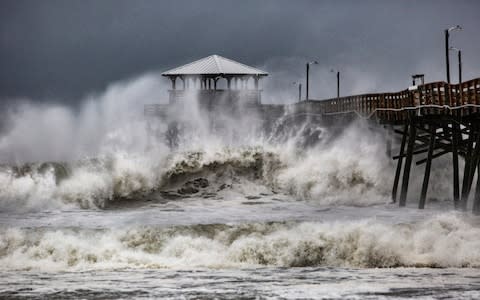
[
  {"x1": 254, "y1": 76, "x2": 259, "y2": 90},
  {"x1": 227, "y1": 77, "x2": 232, "y2": 89},
  {"x1": 181, "y1": 76, "x2": 185, "y2": 90},
  {"x1": 170, "y1": 76, "x2": 177, "y2": 90}
]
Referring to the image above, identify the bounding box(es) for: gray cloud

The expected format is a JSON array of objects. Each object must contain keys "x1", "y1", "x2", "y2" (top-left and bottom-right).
[{"x1": 1, "y1": 0, "x2": 479, "y2": 105}]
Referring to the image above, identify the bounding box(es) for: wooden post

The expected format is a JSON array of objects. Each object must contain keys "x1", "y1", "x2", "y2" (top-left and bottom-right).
[
  {"x1": 460, "y1": 124, "x2": 475, "y2": 210},
  {"x1": 392, "y1": 123, "x2": 408, "y2": 203},
  {"x1": 452, "y1": 120, "x2": 460, "y2": 208},
  {"x1": 419, "y1": 124, "x2": 436, "y2": 209},
  {"x1": 460, "y1": 124, "x2": 480, "y2": 210},
  {"x1": 400, "y1": 115, "x2": 417, "y2": 207},
  {"x1": 473, "y1": 163, "x2": 480, "y2": 215}
]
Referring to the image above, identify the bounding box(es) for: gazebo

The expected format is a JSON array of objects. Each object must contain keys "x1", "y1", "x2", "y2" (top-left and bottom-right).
[{"x1": 162, "y1": 54, "x2": 268, "y2": 105}]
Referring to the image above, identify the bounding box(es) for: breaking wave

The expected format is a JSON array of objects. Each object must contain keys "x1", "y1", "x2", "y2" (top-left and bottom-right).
[
  {"x1": 0, "y1": 124, "x2": 398, "y2": 212},
  {"x1": 0, "y1": 147, "x2": 279, "y2": 211},
  {"x1": 1, "y1": 213, "x2": 479, "y2": 271}
]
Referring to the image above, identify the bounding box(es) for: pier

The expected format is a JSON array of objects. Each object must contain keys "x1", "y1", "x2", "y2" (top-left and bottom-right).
[
  {"x1": 287, "y1": 77, "x2": 480, "y2": 213},
  {"x1": 145, "y1": 54, "x2": 480, "y2": 213}
]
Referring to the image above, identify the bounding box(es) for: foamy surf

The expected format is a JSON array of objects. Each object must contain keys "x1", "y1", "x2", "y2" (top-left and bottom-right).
[
  {"x1": 0, "y1": 122, "x2": 404, "y2": 212},
  {"x1": 1, "y1": 212, "x2": 479, "y2": 271}
]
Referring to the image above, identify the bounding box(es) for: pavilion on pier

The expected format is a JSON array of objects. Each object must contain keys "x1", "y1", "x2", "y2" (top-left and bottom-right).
[{"x1": 161, "y1": 54, "x2": 268, "y2": 105}]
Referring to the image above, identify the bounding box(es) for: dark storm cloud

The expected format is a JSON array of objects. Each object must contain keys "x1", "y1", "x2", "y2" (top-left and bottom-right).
[{"x1": 1, "y1": 0, "x2": 479, "y2": 104}]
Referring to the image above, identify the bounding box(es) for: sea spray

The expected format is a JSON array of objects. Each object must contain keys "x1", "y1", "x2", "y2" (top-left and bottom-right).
[
  {"x1": 274, "y1": 122, "x2": 393, "y2": 205},
  {"x1": 0, "y1": 73, "x2": 455, "y2": 211}
]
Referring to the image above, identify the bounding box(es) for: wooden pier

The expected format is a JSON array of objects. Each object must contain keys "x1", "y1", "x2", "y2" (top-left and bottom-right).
[{"x1": 295, "y1": 77, "x2": 480, "y2": 213}]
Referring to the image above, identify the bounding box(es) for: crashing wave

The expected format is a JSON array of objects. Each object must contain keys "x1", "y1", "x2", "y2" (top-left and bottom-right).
[
  {"x1": 0, "y1": 147, "x2": 284, "y2": 211},
  {"x1": 1, "y1": 213, "x2": 479, "y2": 271},
  {"x1": 2, "y1": 123, "x2": 439, "y2": 211}
]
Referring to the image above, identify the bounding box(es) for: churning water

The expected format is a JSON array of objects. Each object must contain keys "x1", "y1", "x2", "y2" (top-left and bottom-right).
[{"x1": 1, "y1": 74, "x2": 479, "y2": 299}]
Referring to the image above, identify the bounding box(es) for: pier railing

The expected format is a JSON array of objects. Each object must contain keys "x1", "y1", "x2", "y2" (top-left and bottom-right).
[{"x1": 305, "y1": 77, "x2": 480, "y2": 123}]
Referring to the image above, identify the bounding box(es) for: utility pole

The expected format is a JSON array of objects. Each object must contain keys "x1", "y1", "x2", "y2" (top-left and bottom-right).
[
  {"x1": 305, "y1": 61, "x2": 318, "y2": 100},
  {"x1": 336, "y1": 71, "x2": 340, "y2": 99},
  {"x1": 445, "y1": 29, "x2": 450, "y2": 84},
  {"x1": 293, "y1": 82, "x2": 302, "y2": 102},
  {"x1": 445, "y1": 25, "x2": 462, "y2": 84},
  {"x1": 298, "y1": 83, "x2": 302, "y2": 102},
  {"x1": 331, "y1": 69, "x2": 340, "y2": 99},
  {"x1": 458, "y1": 50, "x2": 462, "y2": 85},
  {"x1": 450, "y1": 47, "x2": 463, "y2": 85}
]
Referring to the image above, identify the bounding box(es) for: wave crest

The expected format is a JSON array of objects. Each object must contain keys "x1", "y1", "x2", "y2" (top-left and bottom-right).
[{"x1": 1, "y1": 213, "x2": 479, "y2": 271}]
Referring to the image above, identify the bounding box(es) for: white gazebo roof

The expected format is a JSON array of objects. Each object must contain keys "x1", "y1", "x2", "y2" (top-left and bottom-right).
[{"x1": 162, "y1": 55, "x2": 268, "y2": 77}]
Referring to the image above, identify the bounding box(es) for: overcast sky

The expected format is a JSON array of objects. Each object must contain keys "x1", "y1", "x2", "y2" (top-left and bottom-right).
[{"x1": 1, "y1": 0, "x2": 479, "y2": 105}]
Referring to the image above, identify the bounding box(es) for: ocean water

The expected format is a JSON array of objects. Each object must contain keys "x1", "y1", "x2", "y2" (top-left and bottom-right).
[
  {"x1": 1, "y1": 77, "x2": 479, "y2": 299},
  {"x1": 2, "y1": 143, "x2": 480, "y2": 299}
]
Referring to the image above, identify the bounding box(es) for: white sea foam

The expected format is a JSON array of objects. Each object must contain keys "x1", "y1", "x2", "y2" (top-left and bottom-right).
[
  {"x1": 273, "y1": 122, "x2": 393, "y2": 205},
  {"x1": 1, "y1": 212, "x2": 479, "y2": 271}
]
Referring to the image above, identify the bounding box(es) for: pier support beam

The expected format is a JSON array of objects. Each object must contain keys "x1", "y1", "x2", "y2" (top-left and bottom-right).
[
  {"x1": 419, "y1": 124, "x2": 436, "y2": 209},
  {"x1": 460, "y1": 124, "x2": 478, "y2": 210},
  {"x1": 452, "y1": 121, "x2": 461, "y2": 208},
  {"x1": 400, "y1": 116, "x2": 417, "y2": 207},
  {"x1": 473, "y1": 165, "x2": 480, "y2": 215},
  {"x1": 392, "y1": 123, "x2": 408, "y2": 203}
]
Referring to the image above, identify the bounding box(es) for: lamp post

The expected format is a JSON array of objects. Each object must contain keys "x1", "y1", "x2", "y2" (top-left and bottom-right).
[
  {"x1": 445, "y1": 25, "x2": 462, "y2": 84},
  {"x1": 306, "y1": 61, "x2": 318, "y2": 100},
  {"x1": 449, "y1": 47, "x2": 462, "y2": 85},
  {"x1": 293, "y1": 82, "x2": 302, "y2": 102},
  {"x1": 330, "y1": 69, "x2": 340, "y2": 99}
]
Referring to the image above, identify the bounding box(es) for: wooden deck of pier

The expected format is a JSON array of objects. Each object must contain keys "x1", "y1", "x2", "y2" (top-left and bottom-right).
[{"x1": 297, "y1": 77, "x2": 480, "y2": 213}]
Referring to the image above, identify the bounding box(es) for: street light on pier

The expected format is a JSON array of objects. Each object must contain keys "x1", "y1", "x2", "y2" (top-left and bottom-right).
[
  {"x1": 293, "y1": 82, "x2": 302, "y2": 102},
  {"x1": 330, "y1": 69, "x2": 340, "y2": 99},
  {"x1": 449, "y1": 47, "x2": 462, "y2": 85},
  {"x1": 306, "y1": 60, "x2": 318, "y2": 100},
  {"x1": 445, "y1": 25, "x2": 462, "y2": 84}
]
